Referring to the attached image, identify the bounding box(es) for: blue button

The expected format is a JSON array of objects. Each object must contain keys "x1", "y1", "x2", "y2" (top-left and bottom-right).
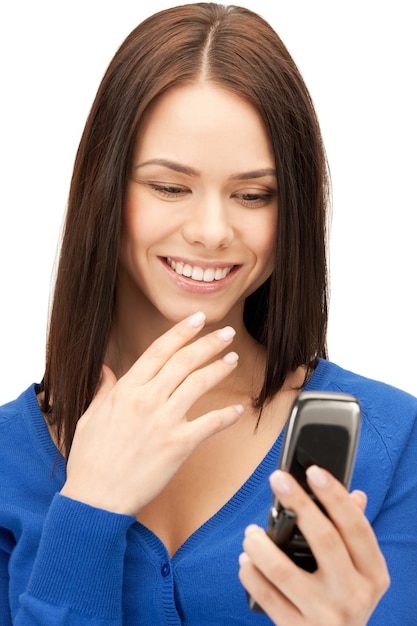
[{"x1": 161, "y1": 563, "x2": 171, "y2": 577}]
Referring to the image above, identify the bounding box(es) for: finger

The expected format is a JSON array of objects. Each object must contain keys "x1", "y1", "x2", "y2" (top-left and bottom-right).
[
  {"x1": 269, "y1": 468, "x2": 368, "y2": 575},
  {"x1": 148, "y1": 325, "x2": 237, "y2": 397},
  {"x1": 305, "y1": 466, "x2": 389, "y2": 581},
  {"x1": 240, "y1": 526, "x2": 305, "y2": 624},
  {"x1": 167, "y1": 350, "x2": 239, "y2": 413},
  {"x1": 349, "y1": 489, "x2": 367, "y2": 512},
  {"x1": 185, "y1": 403, "x2": 244, "y2": 448},
  {"x1": 266, "y1": 469, "x2": 355, "y2": 611},
  {"x1": 123, "y1": 311, "x2": 207, "y2": 385}
]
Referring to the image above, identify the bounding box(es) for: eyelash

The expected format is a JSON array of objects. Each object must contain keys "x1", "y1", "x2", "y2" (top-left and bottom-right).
[
  {"x1": 233, "y1": 193, "x2": 274, "y2": 208},
  {"x1": 148, "y1": 184, "x2": 187, "y2": 198},
  {"x1": 147, "y1": 183, "x2": 275, "y2": 208}
]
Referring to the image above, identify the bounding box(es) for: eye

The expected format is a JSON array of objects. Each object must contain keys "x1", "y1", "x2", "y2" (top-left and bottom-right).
[
  {"x1": 148, "y1": 183, "x2": 189, "y2": 199},
  {"x1": 233, "y1": 191, "x2": 276, "y2": 208}
]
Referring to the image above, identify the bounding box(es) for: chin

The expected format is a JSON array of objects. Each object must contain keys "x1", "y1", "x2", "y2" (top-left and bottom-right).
[{"x1": 157, "y1": 302, "x2": 235, "y2": 328}]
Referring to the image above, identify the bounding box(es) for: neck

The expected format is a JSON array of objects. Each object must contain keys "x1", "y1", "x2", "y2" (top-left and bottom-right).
[{"x1": 105, "y1": 284, "x2": 263, "y2": 385}]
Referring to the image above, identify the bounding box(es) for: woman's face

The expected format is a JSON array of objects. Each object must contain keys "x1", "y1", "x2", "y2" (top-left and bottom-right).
[{"x1": 119, "y1": 82, "x2": 277, "y2": 326}]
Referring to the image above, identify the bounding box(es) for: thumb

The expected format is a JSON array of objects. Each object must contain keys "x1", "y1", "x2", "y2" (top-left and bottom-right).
[
  {"x1": 92, "y1": 363, "x2": 117, "y2": 406},
  {"x1": 78, "y1": 364, "x2": 117, "y2": 425},
  {"x1": 349, "y1": 489, "x2": 368, "y2": 513},
  {"x1": 98, "y1": 363, "x2": 118, "y2": 393}
]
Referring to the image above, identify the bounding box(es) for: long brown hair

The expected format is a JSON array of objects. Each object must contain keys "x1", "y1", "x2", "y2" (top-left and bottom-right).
[{"x1": 42, "y1": 3, "x2": 329, "y2": 456}]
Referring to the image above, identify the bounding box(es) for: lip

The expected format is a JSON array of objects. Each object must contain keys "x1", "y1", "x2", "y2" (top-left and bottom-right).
[{"x1": 160, "y1": 256, "x2": 240, "y2": 293}]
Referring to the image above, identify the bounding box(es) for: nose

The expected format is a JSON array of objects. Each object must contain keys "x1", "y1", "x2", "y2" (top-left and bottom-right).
[{"x1": 182, "y1": 195, "x2": 235, "y2": 250}]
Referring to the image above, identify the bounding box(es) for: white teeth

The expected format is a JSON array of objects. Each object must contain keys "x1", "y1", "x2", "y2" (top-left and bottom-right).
[
  {"x1": 166, "y1": 258, "x2": 233, "y2": 282},
  {"x1": 191, "y1": 266, "x2": 204, "y2": 280},
  {"x1": 214, "y1": 268, "x2": 225, "y2": 280},
  {"x1": 183, "y1": 264, "x2": 192, "y2": 277},
  {"x1": 203, "y1": 268, "x2": 215, "y2": 282}
]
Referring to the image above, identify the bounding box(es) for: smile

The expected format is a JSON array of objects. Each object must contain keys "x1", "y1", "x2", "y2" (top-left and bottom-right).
[{"x1": 166, "y1": 257, "x2": 234, "y2": 282}]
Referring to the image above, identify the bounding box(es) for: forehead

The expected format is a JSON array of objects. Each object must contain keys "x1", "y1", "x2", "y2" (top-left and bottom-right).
[{"x1": 133, "y1": 82, "x2": 274, "y2": 170}]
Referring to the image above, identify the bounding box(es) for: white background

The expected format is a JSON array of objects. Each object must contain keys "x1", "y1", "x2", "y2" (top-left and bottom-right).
[{"x1": 0, "y1": 1, "x2": 415, "y2": 405}]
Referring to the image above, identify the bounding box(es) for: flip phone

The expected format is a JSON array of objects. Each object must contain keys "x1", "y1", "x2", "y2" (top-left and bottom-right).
[{"x1": 248, "y1": 390, "x2": 361, "y2": 612}]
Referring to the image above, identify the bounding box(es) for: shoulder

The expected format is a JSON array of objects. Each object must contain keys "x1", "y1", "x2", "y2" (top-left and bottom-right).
[
  {"x1": 0, "y1": 387, "x2": 31, "y2": 426},
  {"x1": 0, "y1": 384, "x2": 42, "y2": 425},
  {"x1": 307, "y1": 359, "x2": 417, "y2": 498},
  {"x1": 309, "y1": 359, "x2": 417, "y2": 432},
  {"x1": 0, "y1": 384, "x2": 56, "y2": 471},
  {"x1": 0, "y1": 386, "x2": 38, "y2": 466}
]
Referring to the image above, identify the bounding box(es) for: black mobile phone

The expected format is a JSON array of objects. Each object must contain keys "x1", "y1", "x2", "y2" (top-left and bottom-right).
[{"x1": 248, "y1": 390, "x2": 361, "y2": 613}]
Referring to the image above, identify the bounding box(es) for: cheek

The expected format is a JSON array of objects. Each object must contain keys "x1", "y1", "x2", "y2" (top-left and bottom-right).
[
  {"x1": 122, "y1": 191, "x2": 139, "y2": 244},
  {"x1": 122, "y1": 185, "x2": 182, "y2": 251},
  {"x1": 253, "y1": 215, "x2": 277, "y2": 282},
  {"x1": 119, "y1": 206, "x2": 149, "y2": 277},
  {"x1": 251, "y1": 211, "x2": 277, "y2": 265},
  {"x1": 121, "y1": 194, "x2": 158, "y2": 253}
]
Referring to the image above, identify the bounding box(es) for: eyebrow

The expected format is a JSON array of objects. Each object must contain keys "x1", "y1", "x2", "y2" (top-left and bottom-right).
[{"x1": 134, "y1": 158, "x2": 276, "y2": 180}]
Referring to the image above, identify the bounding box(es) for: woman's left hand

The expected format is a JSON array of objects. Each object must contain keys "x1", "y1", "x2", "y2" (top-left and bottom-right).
[{"x1": 238, "y1": 466, "x2": 390, "y2": 625}]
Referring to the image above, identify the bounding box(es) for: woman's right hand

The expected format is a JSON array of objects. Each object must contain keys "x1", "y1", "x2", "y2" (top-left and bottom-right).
[{"x1": 60, "y1": 312, "x2": 243, "y2": 515}]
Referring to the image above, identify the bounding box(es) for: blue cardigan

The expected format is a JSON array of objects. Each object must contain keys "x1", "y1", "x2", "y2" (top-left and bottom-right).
[{"x1": 1, "y1": 359, "x2": 416, "y2": 625}]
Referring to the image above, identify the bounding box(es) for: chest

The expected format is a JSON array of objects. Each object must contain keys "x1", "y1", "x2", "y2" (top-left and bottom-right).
[
  {"x1": 136, "y1": 403, "x2": 288, "y2": 556},
  {"x1": 125, "y1": 481, "x2": 275, "y2": 625}
]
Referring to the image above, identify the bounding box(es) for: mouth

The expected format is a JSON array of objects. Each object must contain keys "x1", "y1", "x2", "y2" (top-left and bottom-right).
[{"x1": 165, "y1": 257, "x2": 235, "y2": 282}]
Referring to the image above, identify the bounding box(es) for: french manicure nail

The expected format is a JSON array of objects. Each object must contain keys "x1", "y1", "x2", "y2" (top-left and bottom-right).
[
  {"x1": 223, "y1": 351, "x2": 239, "y2": 364},
  {"x1": 216, "y1": 326, "x2": 236, "y2": 341},
  {"x1": 269, "y1": 470, "x2": 293, "y2": 495},
  {"x1": 187, "y1": 311, "x2": 206, "y2": 328},
  {"x1": 306, "y1": 465, "x2": 328, "y2": 488}
]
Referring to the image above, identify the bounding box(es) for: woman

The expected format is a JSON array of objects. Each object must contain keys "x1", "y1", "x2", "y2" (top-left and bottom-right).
[{"x1": 0, "y1": 4, "x2": 415, "y2": 624}]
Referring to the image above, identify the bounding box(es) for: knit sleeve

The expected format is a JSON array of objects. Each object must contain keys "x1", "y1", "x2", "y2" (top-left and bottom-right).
[
  {"x1": 12, "y1": 494, "x2": 135, "y2": 625},
  {"x1": 366, "y1": 401, "x2": 417, "y2": 625},
  {"x1": 1, "y1": 548, "x2": 13, "y2": 624}
]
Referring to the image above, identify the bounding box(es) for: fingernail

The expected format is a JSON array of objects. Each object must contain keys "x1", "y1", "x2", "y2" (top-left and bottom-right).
[
  {"x1": 269, "y1": 470, "x2": 293, "y2": 495},
  {"x1": 216, "y1": 326, "x2": 236, "y2": 341},
  {"x1": 223, "y1": 351, "x2": 239, "y2": 364},
  {"x1": 187, "y1": 311, "x2": 206, "y2": 328},
  {"x1": 238, "y1": 552, "x2": 250, "y2": 565},
  {"x1": 306, "y1": 465, "x2": 328, "y2": 488},
  {"x1": 234, "y1": 404, "x2": 244, "y2": 415},
  {"x1": 244, "y1": 524, "x2": 260, "y2": 537}
]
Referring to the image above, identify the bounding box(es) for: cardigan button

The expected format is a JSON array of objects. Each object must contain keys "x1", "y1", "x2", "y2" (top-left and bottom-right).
[{"x1": 161, "y1": 562, "x2": 171, "y2": 577}]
